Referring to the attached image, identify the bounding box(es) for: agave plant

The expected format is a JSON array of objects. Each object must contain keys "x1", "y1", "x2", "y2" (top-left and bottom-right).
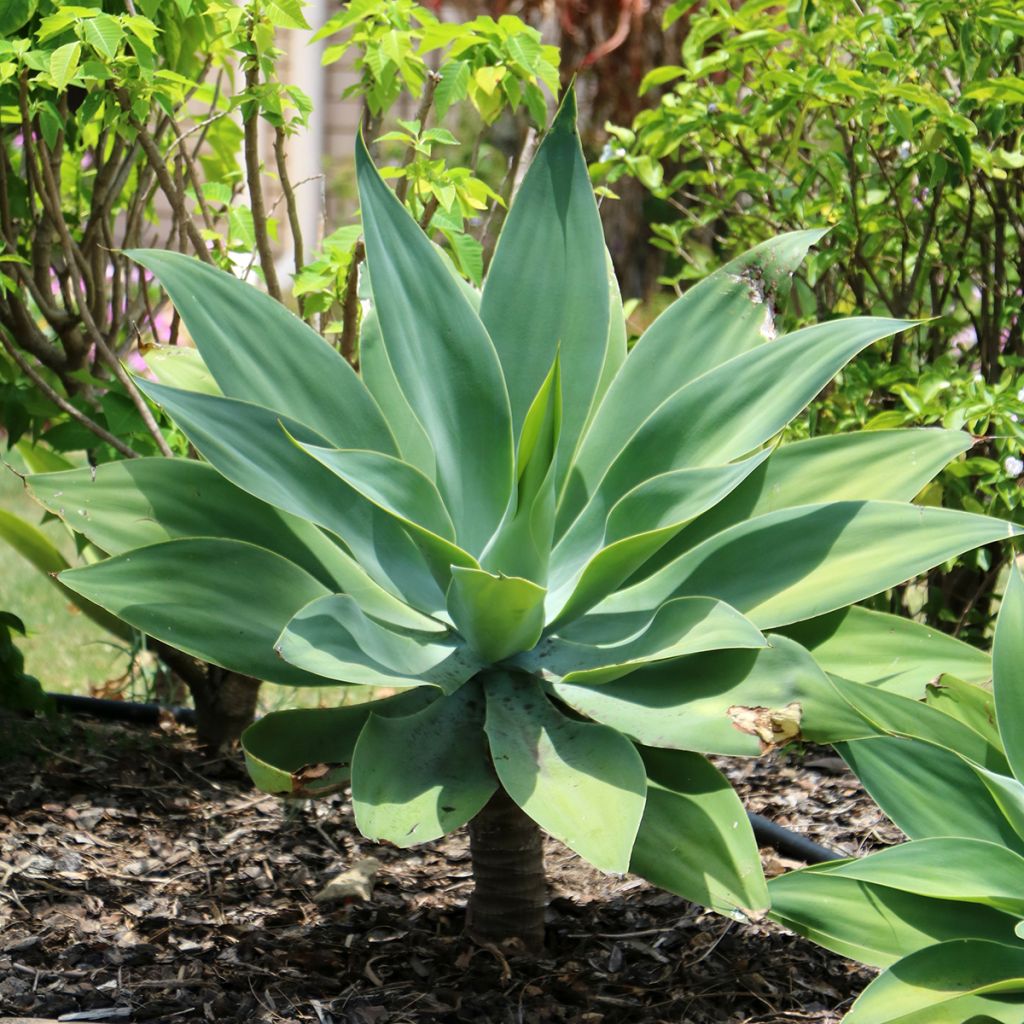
[
  {"x1": 28, "y1": 93, "x2": 1019, "y2": 949},
  {"x1": 769, "y1": 568, "x2": 1024, "y2": 1023}
]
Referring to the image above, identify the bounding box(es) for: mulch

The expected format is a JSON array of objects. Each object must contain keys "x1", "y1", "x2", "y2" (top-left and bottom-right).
[{"x1": 0, "y1": 714, "x2": 902, "y2": 1024}]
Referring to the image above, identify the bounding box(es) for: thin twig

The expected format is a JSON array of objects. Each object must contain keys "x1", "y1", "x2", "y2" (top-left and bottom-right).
[
  {"x1": 242, "y1": 21, "x2": 283, "y2": 301},
  {"x1": 0, "y1": 327, "x2": 140, "y2": 458},
  {"x1": 395, "y1": 70, "x2": 441, "y2": 204}
]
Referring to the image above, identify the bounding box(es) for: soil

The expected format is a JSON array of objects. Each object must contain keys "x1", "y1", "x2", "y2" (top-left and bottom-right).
[{"x1": 0, "y1": 714, "x2": 902, "y2": 1024}]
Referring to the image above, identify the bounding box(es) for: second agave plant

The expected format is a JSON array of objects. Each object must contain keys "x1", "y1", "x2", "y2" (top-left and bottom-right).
[{"x1": 30, "y1": 92, "x2": 1019, "y2": 949}]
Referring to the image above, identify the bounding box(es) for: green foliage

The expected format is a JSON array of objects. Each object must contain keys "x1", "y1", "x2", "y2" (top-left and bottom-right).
[
  {"x1": 769, "y1": 566, "x2": 1024, "y2": 1022},
  {"x1": 29, "y1": 96, "x2": 1019, "y2": 922},
  {"x1": 0, "y1": 611, "x2": 50, "y2": 713},
  {"x1": 594, "y1": 0, "x2": 1024, "y2": 640}
]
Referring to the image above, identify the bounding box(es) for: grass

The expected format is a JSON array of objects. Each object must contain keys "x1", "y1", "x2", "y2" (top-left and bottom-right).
[{"x1": 0, "y1": 460, "x2": 132, "y2": 696}]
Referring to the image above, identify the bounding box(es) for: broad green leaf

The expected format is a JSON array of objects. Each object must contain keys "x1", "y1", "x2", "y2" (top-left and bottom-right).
[
  {"x1": 49, "y1": 42, "x2": 81, "y2": 91},
  {"x1": 630, "y1": 748, "x2": 768, "y2": 920},
  {"x1": 352, "y1": 683, "x2": 496, "y2": 845},
  {"x1": 768, "y1": 869, "x2": 1019, "y2": 968},
  {"x1": 821, "y1": 838, "x2": 1024, "y2": 918},
  {"x1": 844, "y1": 941, "x2": 1024, "y2": 1023},
  {"x1": 297, "y1": 443, "x2": 477, "y2": 581},
  {"x1": 0, "y1": 0, "x2": 36, "y2": 35},
  {"x1": 83, "y1": 13, "x2": 123, "y2": 59},
  {"x1": 480, "y1": 91, "x2": 609, "y2": 485},
  {"x1": 520, "y1": 597, "x2": 764, "y2": 686},
  {"x1": 357, "y1": 136, "x2": 514, "y2": 554},
  {"x1": 142, "y1": 345, "x2": 221, "y2": 396},
  {"x1": 134, "y1": 379, "x2": 445, "y2": 615},
  {"x1": 839, "y1": 737, "x2": 1024, "y2": 855},
  {"x1": 242, "y1": 689, "x2": 436, "y2": 796},
  {"x1": 561, "y1": 318, "x2": 914, "y2": 533},
  {"x1": 781, "y1": 606, "x2": 991, "y2": 697},
  {"x1": 28, "y1": 459, "x2": 439, "y2": 634},
  {"x1": 549, "y1": 450, "x2": 772, "y2": 625},
  {"x1": 446, "y1": 567, "x2": 546, "y2": 663},
  {"x1": 654, "y1": 428, "x2": 974, "y2": 567},
  {"x1": 601, "y1": 501, "x2": 1020, "y2": 628},
  {"x1": 127, "y1": 250, "x2": 395, "y2": 454},
  {"x1": 277, "y1": 594, "x2": 477, "y2": 692},
  {"x1": 483, "y1": 671, "x2": 646, "y2": 872},
  {"x1": 995, "y1": 567, "x2": 1024, "y2": 782},
  {"x1": 60, "y1": 539, "x2": 335, "y2": 687},
  {"x1": 358, "y1": 306, "x2": 435, "y2": 478},
  {"x1": 553, "y1": 635, "x2": 869, "y2": 756},
  {"x1": 14, "y1": 443, "x2": 74, "y2": 474}
]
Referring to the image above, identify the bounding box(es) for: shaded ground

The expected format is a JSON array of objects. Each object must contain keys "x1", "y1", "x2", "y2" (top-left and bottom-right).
[{"x1": 0, "y1": 715, "x2": 899, "y2": 1024}]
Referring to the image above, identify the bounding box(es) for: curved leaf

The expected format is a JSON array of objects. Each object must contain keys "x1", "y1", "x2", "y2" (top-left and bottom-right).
[
  {"x1": 127, "y1": 249, "x2": 395, "y2": 452},
  {"x1": 446, "y1": 567, "x2": 546, "y2": 663},
  {"x1": 768, "y1": 869, "x2": 1019, "y2": 968},
  {"x1": 781, "y1": 605, "x2": 990, "y2": 697},
  {"x1": 480, "y1": 90, "x2": 609, "y2": 483},
  {"x1": 135, "y1": 378, "x2": 445, "y2": 615},
  {"x1": 821, "y1": 837, "x2": 1024, "y2": 918},
  {"x1": 602, "y1": 501, "x2": 1020, "y2": 628},
  {"x1": 297, "y1": 442, "x2": 477, "y2": 582},
  {"x1": 630, "y1": 747, "x2": 768, "y2": 920},
  {"x1": 562, "y1": 316, "x2": 913, "y2": 532},
  {"x1": 569, "y1": 230, "x2": 827, "y2": 512},
  {"x1": 352, "y1": 682, "x2": 496, "y2": 845},
  {"x1": 553, "y1": 635, "x2": 869, "y2": 756},
  {"x1": 844, "y1": 940, "x2": 1024, "y2": 1024},
  {"x1": 549, "y1": 450, "x2": 772, "y2": 625},
  {"x1": 839, "y1": 737, "x2": 1024, "y2": 855},
  {"x1": 648, "y1": 427, "x2": 974, "y2": 573},
  {"x1": 357, "y1": 135, "x2": 514, "y2": 553},
  {"x1": 521, "y1": 597, "x2": 765, "y2": 686},
  {"x1": 60, "y1": 538, "x2": 333, "y2": 686},
  {"x1": 242, "y1": 689, "x2": 436, "y2": 796},
  {"x1": 277, "y1": 593, "x2": 478, "y2": 692},
  {"x1": 483, "y1": 671, "x2": 646, "y2": 872}
]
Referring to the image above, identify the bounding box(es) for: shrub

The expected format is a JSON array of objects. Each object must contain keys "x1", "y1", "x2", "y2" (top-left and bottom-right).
[{"x1": 30, "y1": 94, "x2": 1019, "y2": 948}]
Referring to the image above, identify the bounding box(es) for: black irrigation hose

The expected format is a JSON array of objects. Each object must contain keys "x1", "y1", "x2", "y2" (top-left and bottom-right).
[
  {"x1": 48, "y1": 693, "x2": 844, "y2": 864},
  {"x1": 747, "y1": 811, "x2": 845, "y2": 864},
  {"x1": 50, "y1": 692, "x2": 196, "y2": 727}
]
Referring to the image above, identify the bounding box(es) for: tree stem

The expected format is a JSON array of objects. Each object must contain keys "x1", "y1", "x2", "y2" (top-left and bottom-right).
[{"x1": 467, "y1": 786, "x2": 546, "y2": 952}]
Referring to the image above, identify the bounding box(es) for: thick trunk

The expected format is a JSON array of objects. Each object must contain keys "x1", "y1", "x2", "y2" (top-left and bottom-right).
[{"x1": 466, "y1": 786, "x2": 547, "y2": 951}]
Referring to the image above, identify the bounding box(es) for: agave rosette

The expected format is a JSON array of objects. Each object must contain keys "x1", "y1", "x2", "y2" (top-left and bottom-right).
[{"x1": 30, "y1": 94, "x2": 1019, "y2": 919}]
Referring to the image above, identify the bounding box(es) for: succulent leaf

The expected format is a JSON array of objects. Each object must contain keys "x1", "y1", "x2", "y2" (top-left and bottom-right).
[
  {"x1": 243, "y1": 688, "x2": 437, "y2": 796},
  {"x1": 357, "y1": 133, "x2": 514, "y2": 554},
  {"x1": 276, "y1": 593, "x2": 475, "y2": 691},
  {"x1": 126, "y1": 248, "x2": 396, "y2": 452},
  {"x1": 483, "y1": 671, "x2": 646, "y2": 873},
  {"x1": 60, "y1": 538, "x2": 333, "y2": 687},
  {"x1": 601, "y1": 501, "x2": 1021, "y2": 628},
  {"x1": 480, "y1": 89, "x2": 610, "y2": 481},
  {"x1": 519, "y1": 597, "x2": 765, "y2": 686},
  {"x1": 629, "y1": 747, "x2": 768, "y2": 920},
  {"x1": 352, "y1": 683, "x2": 496, "y2": 846}
]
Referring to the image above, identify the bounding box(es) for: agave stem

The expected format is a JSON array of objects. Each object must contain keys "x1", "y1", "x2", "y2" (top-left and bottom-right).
[{"x1": 467, "y1": 785, "x2": 547, "y2": 952}]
